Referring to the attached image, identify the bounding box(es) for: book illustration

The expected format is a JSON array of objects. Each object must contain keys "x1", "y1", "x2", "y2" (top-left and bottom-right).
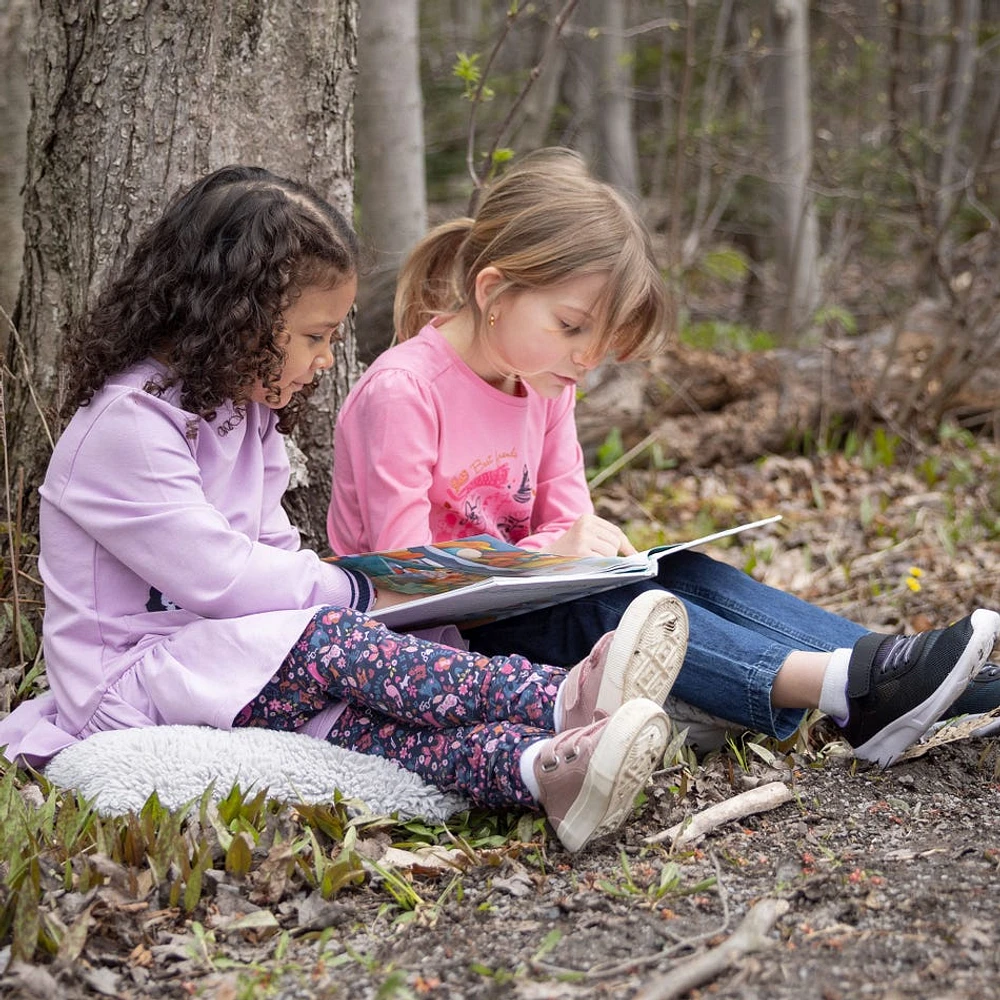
[
  {"x1": 326, "y1": 515, "x2": 782, "y2": 628},
  {"x1": 327, "y1": 535, "x2": 606, "y2": 595}
]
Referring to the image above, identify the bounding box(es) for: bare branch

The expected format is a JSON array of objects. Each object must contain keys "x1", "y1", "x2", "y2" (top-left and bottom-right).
[
  {"x1": 634, "y1": 897, "x2": 790, "y2": 1000},
  {"x1": 464, "y1": 0, "x2": 581, "y2": 211}
]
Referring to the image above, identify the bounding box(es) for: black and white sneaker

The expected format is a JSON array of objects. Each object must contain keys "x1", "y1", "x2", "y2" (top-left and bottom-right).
[
  {"x1": 943, "y1": 662, "x2": 1000, "y2": 716},
  {"x1": 840, "y1": 608, "x2": 1000, "y2": 767}
]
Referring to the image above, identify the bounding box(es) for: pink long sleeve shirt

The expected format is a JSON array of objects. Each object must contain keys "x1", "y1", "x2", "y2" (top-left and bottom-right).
[
  {"x1": 328, "y1": 323, "x2": 593, "y2": 555},
  {"x1": 0, "y1": 361, "x2": 372, "y2": 768}
]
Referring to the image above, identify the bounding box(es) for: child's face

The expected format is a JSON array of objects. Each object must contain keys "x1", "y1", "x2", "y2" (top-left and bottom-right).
[
  {"x1": 250, "y1": 275, "x2": 357, "y2": 409},
  {"x1": 480, "y1": 271, "x2": 609, "y2": 398}
]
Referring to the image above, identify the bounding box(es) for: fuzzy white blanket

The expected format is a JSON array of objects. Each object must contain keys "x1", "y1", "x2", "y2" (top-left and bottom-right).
[{"x1": 44, "y1": 725, "x2": 468, "y2": 823}]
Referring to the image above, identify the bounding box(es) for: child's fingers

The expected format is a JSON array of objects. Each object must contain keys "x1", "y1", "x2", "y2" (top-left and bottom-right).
[{"x1": 581, "y1": 516, "x2": 635, "y2": 557}]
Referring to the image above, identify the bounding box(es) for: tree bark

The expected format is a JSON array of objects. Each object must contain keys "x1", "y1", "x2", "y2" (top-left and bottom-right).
[
  {"x1": 0, "y1": 0, "x2": 31, "y2": 331},
  {"x1": 933, "y1": 0, "x2": 980, "y2": 235},
  {"x1": 7, "y1": 0, "x2": 358, "y2": 559},
  {"x1": 560, "y1": 1, "x2": 599, "y2": 160},
  {"x1": 355, "y1": 0, "x2": 427, "y2": 363}
]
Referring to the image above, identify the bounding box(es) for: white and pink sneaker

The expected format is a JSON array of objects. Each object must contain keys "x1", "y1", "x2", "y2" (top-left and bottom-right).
[
  {"x1": 558, "y1": 590, "x2": 688, "y2": 731},
  {"x1": 535, "y1": 697, "x2": 670, "y2": 853}
]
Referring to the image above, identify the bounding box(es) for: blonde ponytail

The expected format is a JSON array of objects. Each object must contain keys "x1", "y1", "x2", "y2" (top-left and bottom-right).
[{"x1": 393, "y1": 218, "x2": 474, "y2": 341}]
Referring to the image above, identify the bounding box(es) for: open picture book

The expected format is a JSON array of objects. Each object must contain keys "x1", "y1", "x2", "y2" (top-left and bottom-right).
[{"x1": 327, "y1": 514, "x2": 782, "y2": 630}]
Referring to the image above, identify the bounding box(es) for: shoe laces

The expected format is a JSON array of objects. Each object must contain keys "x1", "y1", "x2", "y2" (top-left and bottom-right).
[
  {"x1": 539, "y1": 744, "x2": 580, "y2": 772},
  {"x1": 540, "y1": 717, "x2": 603, "y2": 771},
  {"x1": 878, "y1": 633, "x2": 922, "y2": 675}
]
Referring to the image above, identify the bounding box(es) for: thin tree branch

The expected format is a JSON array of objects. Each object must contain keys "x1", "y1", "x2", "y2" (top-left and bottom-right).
[
  {"x1": 634, "y1": 897, "x2": 789, "y2": 1000},
  {"x1": 466, "y1": 0, "x2": 582, "y2": 207},
  {"x1": 464, "y1": 7, "x2": 521, "y2": 192}
]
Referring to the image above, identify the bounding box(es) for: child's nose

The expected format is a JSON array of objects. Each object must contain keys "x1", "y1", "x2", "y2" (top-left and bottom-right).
[
  {"x1": 314, "y1": 346, "x2": 335, "y2": 370},
  {"x1": 572, "y1": 333, "x2": 605, "y2": 371}
]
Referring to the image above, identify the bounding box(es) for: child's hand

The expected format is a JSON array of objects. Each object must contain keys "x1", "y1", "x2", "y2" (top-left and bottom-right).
[{"x1": 544, "y1": 515, "x2": 637, "y2": 558}]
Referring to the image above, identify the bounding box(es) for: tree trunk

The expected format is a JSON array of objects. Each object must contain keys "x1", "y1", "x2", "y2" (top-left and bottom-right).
[
  {"x1": 933, "y1": 0, "x2": 980, "y2": 235},
  {"x1": 764, "y1": 0, "x2": 820, "y2": 341},
  {"x1": 918, "y1": 0, "x2": 949, "y2": 131},
  {"x1": 6, "y1": 0, "x2": 358, "y2": 564},
  {"x1": 448, "y1": 0, "x2": 484, "y2": 45},
  {"x1": 355, "y1": 0, "x2": 427, "y2": 363},
  {"x1": 561, "y1": 1, "x2": 599, "y2": 161},
  {"x1": 0, "y1": 0, "x2": 31, "y2": 331},
  {"x1": 592, "y1": 0, "x2": 639, "y2": 195},
  {"x1": 512, "y1": 14, "x2": 568, "y2": 151}
]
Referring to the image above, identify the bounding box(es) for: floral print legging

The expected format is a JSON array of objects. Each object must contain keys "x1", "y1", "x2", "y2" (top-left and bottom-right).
[{"x1": 234, "y1": 606, "x2": 567, "y2": 807}]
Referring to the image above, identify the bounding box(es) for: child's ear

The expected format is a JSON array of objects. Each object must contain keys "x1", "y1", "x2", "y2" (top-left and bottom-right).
[{"x1": 473, "y1": 266, "x2": 504, "y2": 312}]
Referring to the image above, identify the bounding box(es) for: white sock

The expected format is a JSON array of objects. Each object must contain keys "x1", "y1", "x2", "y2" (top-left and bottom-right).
[
  {"x1": 819, "y1": 647, "x2": 852, "y2": 725},
  {"x1": 519, "y1": 739, "x2": 546, "y2": 800},
  {"x1": 553, "y1": 682, "x2": 567, "y2": 733}
]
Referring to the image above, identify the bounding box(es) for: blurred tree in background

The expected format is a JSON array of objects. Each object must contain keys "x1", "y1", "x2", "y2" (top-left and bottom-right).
[{"x1": 355, "y1": 0, "x2": 999, "y2": 375}]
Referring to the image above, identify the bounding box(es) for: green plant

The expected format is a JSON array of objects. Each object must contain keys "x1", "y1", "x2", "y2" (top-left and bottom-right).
[
  {"x1": 469, "y1": 961, "x2": 517, "y2": 985},
  {"x1": 453, "y1": 52, "x2": 494, "y2": 103},
  {"x1": 375, "y1": 969, "x2": 418, "y2": 999},
  {"x1": 0, "y1": 759, "x2": 435, "y2": 962},
  {"x1": 812, "y1": 304, "x2": 858, "y2": 336},
  {"x1": 861, "y1": 428, "x2": 901, "y2": 470},
  {"x1": 699, "y1": 247, "x2": 750, "y2": 284},
  {"x1": 594, "y1": 426, "x2": 624, "y2": 470},
  {"x1": 598, "y1": 849, "x2": 717, "y2": 902},
  {"x1": 298, "y1": 824, "x2": 366, "y2": 900},
  {"x1": 724, "y1": 731, "x2": 781, "y2": 774},
  {"x1": 680, "y1": 319, "x2": 776, "y2": 353}
]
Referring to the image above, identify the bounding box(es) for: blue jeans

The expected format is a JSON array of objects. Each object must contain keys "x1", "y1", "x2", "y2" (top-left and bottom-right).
[{"x1": 462, "y1": 550, "x2": 868, "y2": 740}]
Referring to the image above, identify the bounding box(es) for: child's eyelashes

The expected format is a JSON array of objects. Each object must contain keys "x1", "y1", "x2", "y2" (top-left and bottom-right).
[{"x1": 306, "y1": 326, "x2": 344, "y2": 345}]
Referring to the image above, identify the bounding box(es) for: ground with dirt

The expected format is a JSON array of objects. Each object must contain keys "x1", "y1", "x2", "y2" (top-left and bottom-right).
[{"x1": 2, "y1": 439, "x2": 1000, "y2": 1000}]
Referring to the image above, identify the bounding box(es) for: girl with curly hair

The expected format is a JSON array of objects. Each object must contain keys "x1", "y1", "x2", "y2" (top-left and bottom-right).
[{"x1": 0, "y1": 166, "x2": 692, "y2": 854}]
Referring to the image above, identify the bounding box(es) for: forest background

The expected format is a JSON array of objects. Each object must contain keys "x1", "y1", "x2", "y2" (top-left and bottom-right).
[{"x1": 1, "y1": 2, "x2": 1000, "y2": 996}]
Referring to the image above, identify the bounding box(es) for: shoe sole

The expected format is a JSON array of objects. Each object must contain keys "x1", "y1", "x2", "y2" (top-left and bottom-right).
[
  {"x1": 555, "y1": 698, "x2": 670, "y2": 854},
  {"x1": 854, "y1": 608, "x2": 1000, "y2": 767},
  {"x1": 595, "y1": 591, "x2": 689, "y2": 718}
]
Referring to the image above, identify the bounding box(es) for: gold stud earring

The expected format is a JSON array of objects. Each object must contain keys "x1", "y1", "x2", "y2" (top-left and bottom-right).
[{"x1": 488, "y1": 313, "x2": 496, "y2": 328}]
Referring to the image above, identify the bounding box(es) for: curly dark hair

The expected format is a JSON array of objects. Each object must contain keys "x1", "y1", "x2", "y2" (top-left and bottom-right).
[{"x1": 61, "y1": 165, "x2": 359, "y2": 434}]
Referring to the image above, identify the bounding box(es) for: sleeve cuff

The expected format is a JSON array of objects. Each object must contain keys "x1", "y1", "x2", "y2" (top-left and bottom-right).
[{"x1": 341, "y1": 568, "x2": 376, "y2": 612}]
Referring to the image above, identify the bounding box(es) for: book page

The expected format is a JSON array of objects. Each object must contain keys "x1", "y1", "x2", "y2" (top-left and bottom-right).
[{"x1": 354, "y1": 515, "x2": 782, "y2": 627}]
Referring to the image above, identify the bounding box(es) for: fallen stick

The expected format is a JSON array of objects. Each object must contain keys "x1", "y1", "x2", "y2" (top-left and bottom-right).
[
  {"x1": 632, "y1": 897, "x2": 789, "y2": 1000},
  {"x1": 644, "y1": 781, "x2": 793, "y2": 849}
]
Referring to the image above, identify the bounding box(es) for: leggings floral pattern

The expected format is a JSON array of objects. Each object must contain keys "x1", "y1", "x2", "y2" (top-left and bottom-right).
[{"x1": 234, "y1": 606, "x2": 566, "y2": 807}]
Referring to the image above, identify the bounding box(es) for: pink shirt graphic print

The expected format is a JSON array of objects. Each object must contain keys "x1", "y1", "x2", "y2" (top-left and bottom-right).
[{"x1": 442, "y1": 458, "x2": 534, "y2": 543}]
